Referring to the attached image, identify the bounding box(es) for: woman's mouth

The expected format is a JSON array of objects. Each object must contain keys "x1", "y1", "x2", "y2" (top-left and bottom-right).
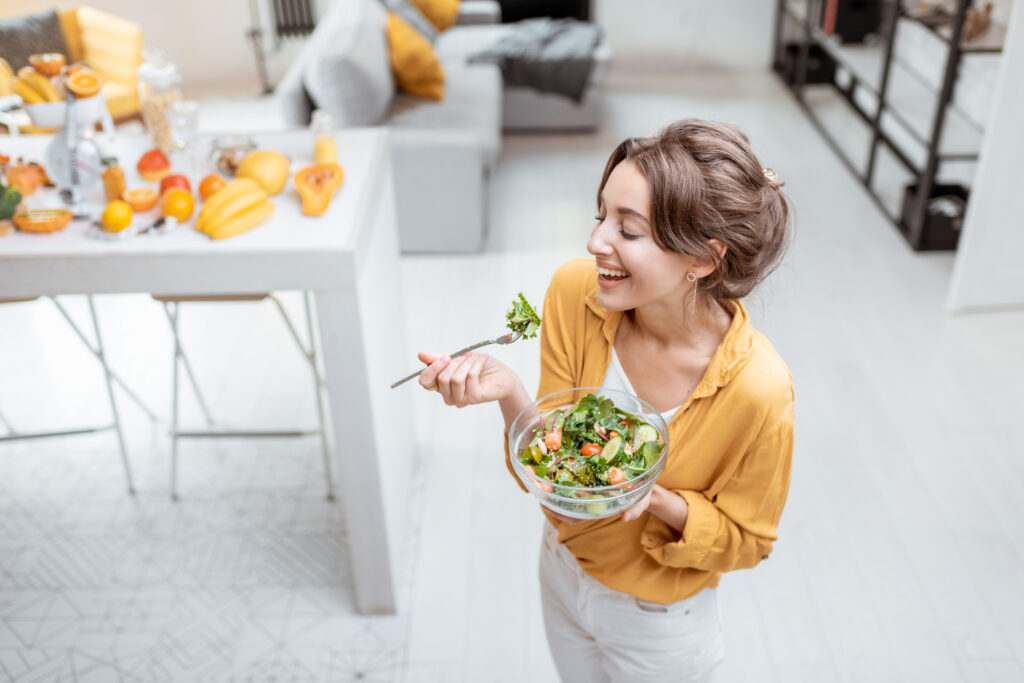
[{"x1": 596, "y1": 265, "x2": 630, "y2": 281}]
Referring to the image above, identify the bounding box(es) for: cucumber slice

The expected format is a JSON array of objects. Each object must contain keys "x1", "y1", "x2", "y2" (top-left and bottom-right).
[
  {"x1": 599, "y1": 435, "x2": 622, "y2": 463},
  {"x1": 635, "y1": 424, "x2": 659, "y2": 444}
]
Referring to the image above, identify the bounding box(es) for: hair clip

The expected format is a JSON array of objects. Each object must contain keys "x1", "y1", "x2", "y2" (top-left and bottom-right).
[{"x1": 762, "y1": 168, "x2": 785, "y2": 187}]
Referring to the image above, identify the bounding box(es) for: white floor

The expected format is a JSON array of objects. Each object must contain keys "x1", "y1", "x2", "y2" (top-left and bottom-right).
[{"x1": 3, "y1": 67, "x2": 1024, "y2": 682}]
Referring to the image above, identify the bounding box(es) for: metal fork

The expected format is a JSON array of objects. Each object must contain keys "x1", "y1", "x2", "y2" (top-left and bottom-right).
[{"x1": 390, "y1": 329, "x2": 524, "y2": 388}]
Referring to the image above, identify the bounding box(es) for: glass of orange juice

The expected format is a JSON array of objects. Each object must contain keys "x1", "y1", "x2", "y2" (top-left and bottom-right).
[{"x1": 311, "y1": 110, "x2": 337, "y2": 164}]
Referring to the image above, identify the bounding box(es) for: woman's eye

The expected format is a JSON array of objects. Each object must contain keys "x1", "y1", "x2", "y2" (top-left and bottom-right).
[
  {"x1": 619, "y1": 228, "x2": 640, "y2": 241},
  {"x1": 594, "y1": 215, "x2": 604, "y2": 222}
]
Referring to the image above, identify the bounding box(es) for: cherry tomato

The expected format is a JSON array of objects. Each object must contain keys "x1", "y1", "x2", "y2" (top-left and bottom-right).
[
  {"x1": 608, "y1": 466, "x2": 626, "y2": 485},
  {"x1": 580, "y1": 443, "x2": 602, "y2": 457},
  {"x1": 545, "y1": 429, "x2": 563, "y2": 451}
]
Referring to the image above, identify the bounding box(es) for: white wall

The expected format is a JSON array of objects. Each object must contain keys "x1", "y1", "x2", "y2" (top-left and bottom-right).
[
  {"x1": 593, "y1": 0, "x2": 774, "y2": 70},
  {"x1": 0, "y1": 0, "x2": 314, "y2": 94}
]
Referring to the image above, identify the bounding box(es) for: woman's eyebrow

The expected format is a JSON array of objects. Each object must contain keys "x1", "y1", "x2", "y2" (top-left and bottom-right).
[{"x1": 599, "y1": 193, "x2": 649, "y2": 223}]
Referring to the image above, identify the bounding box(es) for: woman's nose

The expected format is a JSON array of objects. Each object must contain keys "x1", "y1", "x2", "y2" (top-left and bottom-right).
[{"x1": 587, "y1": 222, "x2": 611, "y2": 256}]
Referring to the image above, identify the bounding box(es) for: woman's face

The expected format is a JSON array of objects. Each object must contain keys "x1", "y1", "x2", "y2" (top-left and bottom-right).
[{"x1": 587, "y1": 160, "x2": 695, "y2": 312}]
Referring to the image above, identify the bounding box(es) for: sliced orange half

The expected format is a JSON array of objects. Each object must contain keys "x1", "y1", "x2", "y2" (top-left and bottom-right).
[
  {"x1": 122, "y1": 187, "x2": 159, "y2": 212},
  {"x1": 28, "y1": 53, "x2": 66, "y2": 77},
  {"x1": 66, "y1": 69, "x2": 103, "y2": 98}
]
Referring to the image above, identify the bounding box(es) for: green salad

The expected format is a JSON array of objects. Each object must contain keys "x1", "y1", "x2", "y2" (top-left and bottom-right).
[
  {"x1": 506, "y1": 292, "x2": 542, "y2": 339},
  {"x1": 519, "y1": 393, "x2": 663, "y2": 489}
]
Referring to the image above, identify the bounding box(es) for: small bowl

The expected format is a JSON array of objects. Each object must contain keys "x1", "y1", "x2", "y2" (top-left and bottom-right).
[
  {"x1": 508, "y1": 387, "x2": 669, "y2": 520},
  {"x1": 24, "y1": 95, "x2": 107, "y2": 129},
  {"x1": 209, "y1": 135, "x2": 257, "y2": 176}
]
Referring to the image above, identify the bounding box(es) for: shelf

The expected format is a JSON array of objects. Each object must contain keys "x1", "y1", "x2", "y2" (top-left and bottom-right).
[
  {"x1": 904, "y1": 8, "x2": 1007, "y2": 53},
  {"x1": 781, "y1": 3, "x2": 985, "y2": 159}
]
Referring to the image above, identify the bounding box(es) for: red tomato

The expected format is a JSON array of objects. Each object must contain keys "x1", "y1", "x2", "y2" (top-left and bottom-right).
[
  {"x1": 544, "y1": 429, "x2": 562, "y2": 451},
  {"x1": 580, "y1": 443, "x2": 602, "y2": 457},
  {"x1": 608, "y1": 430, "x2": 619, "y2": 439},
  {"x1": 608, "y1": 467, "x2": 626, "y2": 485}
]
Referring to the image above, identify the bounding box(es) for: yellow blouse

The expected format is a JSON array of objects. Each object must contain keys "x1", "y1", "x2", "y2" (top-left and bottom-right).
[{"x1": 505, "y1": 258, "x2": 795, "y2": 604}]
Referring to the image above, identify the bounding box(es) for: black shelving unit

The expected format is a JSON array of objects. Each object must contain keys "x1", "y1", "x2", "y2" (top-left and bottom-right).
[{"x1": 772, "y1": 0, "x2": 1005, "y2": 250}]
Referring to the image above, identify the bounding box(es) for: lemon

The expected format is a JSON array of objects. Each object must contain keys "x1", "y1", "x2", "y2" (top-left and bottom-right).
[{"x1": 101, "y1": 200, "x2": 133, "y2": 233}]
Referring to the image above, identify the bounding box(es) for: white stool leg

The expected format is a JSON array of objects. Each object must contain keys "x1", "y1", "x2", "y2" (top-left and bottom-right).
[
  {"x1": 87, "y1": 296, "x2": 136, "y2": 495},
  {"x1": 49, "y1": 296, "x2": 158, "y2": 422},
  {"x1": 170, "y1": 302, "x2": 182, "y2": 501},
  {"x1": 271, "y1": 293, "x2": 335, "y2": 501},
  {"x1": 161, "y1": 303, "x2": 215, "y2": 426}
]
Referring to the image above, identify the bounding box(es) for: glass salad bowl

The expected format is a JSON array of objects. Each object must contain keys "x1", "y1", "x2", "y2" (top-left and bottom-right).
[{"x1": 508, "y1": 387, "x2": 669, "y2": 520}]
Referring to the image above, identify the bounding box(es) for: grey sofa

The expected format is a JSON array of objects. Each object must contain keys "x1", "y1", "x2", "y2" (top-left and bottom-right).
[{"x1": 276, "y1": 0, "x2": 503, "y2": 253}]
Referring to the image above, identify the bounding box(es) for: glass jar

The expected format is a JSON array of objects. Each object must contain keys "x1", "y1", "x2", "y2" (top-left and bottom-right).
[
  {"x1": 311, "y1": 110, "x2": 337, "y2": 165},
  {"x1": 137, "y1": 49, "x2": 182, "y2": 153}
]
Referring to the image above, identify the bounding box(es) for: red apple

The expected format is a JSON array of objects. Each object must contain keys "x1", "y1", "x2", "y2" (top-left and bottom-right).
[{"x1": 159, "y1": 174, "x2": 191, "y2": 196}]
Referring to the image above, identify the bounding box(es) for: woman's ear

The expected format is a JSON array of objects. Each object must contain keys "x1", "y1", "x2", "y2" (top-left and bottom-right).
[{"x1": 690, "y1": 239, "x2": 726, "y2": 278}]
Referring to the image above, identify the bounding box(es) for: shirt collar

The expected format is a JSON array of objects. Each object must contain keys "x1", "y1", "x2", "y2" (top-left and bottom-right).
[{"x1": 584, "y1": 283, "x2": 754, "y2": 399}]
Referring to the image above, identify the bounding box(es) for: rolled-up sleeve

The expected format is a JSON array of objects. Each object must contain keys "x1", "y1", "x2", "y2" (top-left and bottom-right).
[{"x1": 641, "y1": 404, "x2": 794, "y2": 571}]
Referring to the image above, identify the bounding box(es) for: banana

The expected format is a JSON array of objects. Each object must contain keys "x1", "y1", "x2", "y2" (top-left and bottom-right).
[
  {"x1": 0, "y1": 58, "x2": 13, "y2": 96},
  {"x1": 207, "y1": 199, "x2": 274, "y2": 240},
  {"x1": 196, "y1": 183, "x2": 267, "y2": 234},
  {"x1": 17, "y1": 67, "x2": 60, "y2": 102},
  {"x1": 12, "y1": 78, "x2": 45, "y2": 104},
  {"x1": 195, "y1": 178, "x2": 265, "y2": 230}
]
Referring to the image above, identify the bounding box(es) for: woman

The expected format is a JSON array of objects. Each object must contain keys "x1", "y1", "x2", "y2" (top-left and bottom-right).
[{"x1": 418, "y1": 119, "x2": 794, "y2": 682}]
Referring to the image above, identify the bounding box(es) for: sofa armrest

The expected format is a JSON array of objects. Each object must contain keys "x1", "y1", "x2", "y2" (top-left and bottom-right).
[{"x1": 456, "y1": 1, "x2": 501, "y2": 25}]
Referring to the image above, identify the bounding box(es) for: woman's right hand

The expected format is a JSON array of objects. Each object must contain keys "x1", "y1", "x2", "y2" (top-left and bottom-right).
[{"x1": 417, "y1": 351, "x2": 518, "y2": 407}]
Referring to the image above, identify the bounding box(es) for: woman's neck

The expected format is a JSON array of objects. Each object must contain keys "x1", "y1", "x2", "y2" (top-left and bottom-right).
[{"x1": 625, "y1": 297, "x2": 732, "y2": 353}]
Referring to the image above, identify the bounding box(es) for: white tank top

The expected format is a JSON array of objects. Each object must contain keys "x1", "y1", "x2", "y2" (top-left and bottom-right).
[{"x1": 601, "y1": 348, "x2": 680, "y2": 424}]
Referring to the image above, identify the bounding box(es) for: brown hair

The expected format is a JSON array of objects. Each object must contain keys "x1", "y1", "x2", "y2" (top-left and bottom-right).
[{"x1": 597, "y1": 119, "x2": 791, "y2": 302}]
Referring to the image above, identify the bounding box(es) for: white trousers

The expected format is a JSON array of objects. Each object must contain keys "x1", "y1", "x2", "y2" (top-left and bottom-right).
[{"x1": 539, "y1": 521, "x2": 725, "y2": 683}]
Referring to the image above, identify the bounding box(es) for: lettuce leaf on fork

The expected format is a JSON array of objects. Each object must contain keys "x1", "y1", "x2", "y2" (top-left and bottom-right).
[{"x1": 506, "y1": 292, "x2": 542, "y2": 339}]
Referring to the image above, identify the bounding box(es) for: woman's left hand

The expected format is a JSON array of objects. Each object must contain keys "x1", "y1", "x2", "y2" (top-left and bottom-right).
[
  {"x1": 621, "y1": 486, "x2": 657, "y2": 523},
  {"x1": 621, "y1": 484, "x2": 688, "y2": 533}
]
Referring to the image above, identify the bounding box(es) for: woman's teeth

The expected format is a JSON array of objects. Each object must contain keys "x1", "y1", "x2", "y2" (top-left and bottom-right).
[{"x1": 597, "y1": 266, "x2": 630, "y2": 279}]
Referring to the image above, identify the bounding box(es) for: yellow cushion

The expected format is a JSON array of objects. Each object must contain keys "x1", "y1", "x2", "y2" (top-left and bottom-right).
[
  {"x1": 75, "y1": 7, "x2": 144, "y2": 86},
  {"x1": 386, "y1": 11, "x2": 445, "y2": 101},
  {"x1": 409, "y1": 0, "x2": 460, "y2": 32},
  {"x1": 102, "y1": 80, "x2": 141, "y2": 121}
]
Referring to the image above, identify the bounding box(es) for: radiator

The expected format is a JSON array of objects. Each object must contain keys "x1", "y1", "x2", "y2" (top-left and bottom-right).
[{"x1": 272, "y1": 0, "x2": 316, "y2": 38}]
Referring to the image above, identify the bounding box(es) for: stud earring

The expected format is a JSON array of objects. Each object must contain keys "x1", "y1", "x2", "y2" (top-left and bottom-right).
[{"x1": 686, "y1": 272, "x2": 697, "y2": 283}]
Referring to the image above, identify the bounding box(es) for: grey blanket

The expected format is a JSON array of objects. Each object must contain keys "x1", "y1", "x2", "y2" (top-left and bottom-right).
[{"x1": 468, "y1": 19, "x2": 602, "y2": 103}]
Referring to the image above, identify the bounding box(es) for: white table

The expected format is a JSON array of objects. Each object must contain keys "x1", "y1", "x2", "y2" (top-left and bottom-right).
[{"x1": 0, "y1": 128, "x2": 413, "y2": 614}]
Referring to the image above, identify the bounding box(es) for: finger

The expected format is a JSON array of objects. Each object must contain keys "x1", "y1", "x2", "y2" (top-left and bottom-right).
[
  {"x1": 418, "y1": 351, "x2": 441, "y2": 365},
  {"x1": 419, "y1": 355, "x2": 450, "y2": 391},
  {"x1": 449, "y1": 352, "x2": 476, "y2": 406},
  {"x1": 463, "y1": 352, "x2": 488, "y2": 400},
  {"x1": 436, "y1": 354, "x2": 472, "y2": 404}
]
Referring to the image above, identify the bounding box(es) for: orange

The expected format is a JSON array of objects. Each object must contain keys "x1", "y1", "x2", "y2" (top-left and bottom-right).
[
  {"x1": 122, "y1": 187, "x2": 158, "y2": 212},
  {"x1": 198, "y1": 173, "x2": 226, "y2": 200},
  {"x1": 66, "y1": 69, "x2": 103, "y2": 98},
  {"x1": 28, "y1": 53, "x2": 66, "y2": 77},
  {"x1": 101, "y1": 200, "x2": 133, "y2": 233},
  {"x1": 160, "y1": 188, "x2": 195, "y2": 222}
]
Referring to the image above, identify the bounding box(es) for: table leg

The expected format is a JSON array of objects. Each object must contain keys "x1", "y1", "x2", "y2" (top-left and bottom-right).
[{"x1": 313, "y1": 160, "x2": 412, "y2": 615}]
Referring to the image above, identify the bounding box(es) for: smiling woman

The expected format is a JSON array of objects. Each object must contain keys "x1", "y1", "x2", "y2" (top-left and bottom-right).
[{"x1": 418, "y1": 119, "x2": 794, "y2": 683}]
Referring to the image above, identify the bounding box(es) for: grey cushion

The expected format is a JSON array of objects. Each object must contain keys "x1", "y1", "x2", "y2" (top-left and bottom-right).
[
  {"x1": 386, "y1": 0, "x2": 439, "y2": 42},
  {"x1": 0, "y1": 10, "x2": 70, "y2": 72},
  {"x1": 388, "y1": 62, "x2": 502, "y2": 168},
  {"x1": 302, "y1": 0, "x2": 395, "y2": 127}
]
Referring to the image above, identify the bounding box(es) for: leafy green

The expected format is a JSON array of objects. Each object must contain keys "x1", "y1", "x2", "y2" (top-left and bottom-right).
[
  {"x1": 506, "y1": 292, "x2": 542, "y2": 339},
  {"x1": 518, "y1": 392, "x2": 664, "y2": 489},
  {"x1": 0, "y1": 183, "x2": 22, "y2": 221}
]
